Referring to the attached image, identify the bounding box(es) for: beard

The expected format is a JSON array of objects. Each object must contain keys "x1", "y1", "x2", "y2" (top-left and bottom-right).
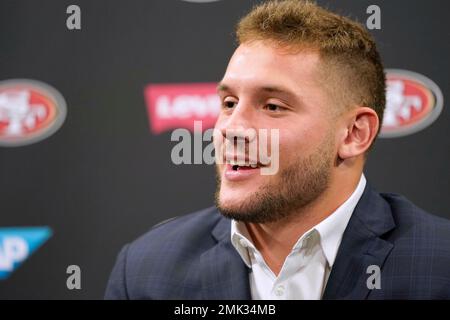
[{"x1": 215, "y1": 134, "x2": 335, "y2": 224}]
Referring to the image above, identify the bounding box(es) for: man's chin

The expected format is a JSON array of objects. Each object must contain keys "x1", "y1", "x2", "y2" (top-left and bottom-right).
[
  {"x1": 217, "y1": 190, "x2": 250, "y2": 213},
  {"x1": 219, "y1": 183, "x2": 261, "y2": 200},
  {"x1": 216, "y1": 201, "x2": 271, "y2": 224},
  {"x1": 217, "y1": 195, "x2": 249, "y2": 211},
  {"x1": 216, "y1": 202, "x2": 249, "y2": 222},
  {"x1": 216, "y1": 191, "x2": 267, "y2": 223}
]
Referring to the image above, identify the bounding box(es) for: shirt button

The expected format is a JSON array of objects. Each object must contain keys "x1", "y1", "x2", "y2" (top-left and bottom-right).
[
  {"x1": 275, "y1": 285, "x2": 285, "y2": 297},
  {"x1": 239, "y1": 239, "x2": 247, "y2": 247}
]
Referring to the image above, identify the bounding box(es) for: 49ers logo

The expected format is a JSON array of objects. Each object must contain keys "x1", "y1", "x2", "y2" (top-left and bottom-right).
[
  {"x1": 381, "y1": 69, "x2": 443, "y2": 138},
  {"x1": 0, "y1": 79, "x2": 67, "y2": 146}
]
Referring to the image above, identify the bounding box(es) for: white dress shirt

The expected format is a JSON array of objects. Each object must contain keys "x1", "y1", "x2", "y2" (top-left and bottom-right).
[{"x1": 230, "y1": 174, "x2": 367, "y2": 300}]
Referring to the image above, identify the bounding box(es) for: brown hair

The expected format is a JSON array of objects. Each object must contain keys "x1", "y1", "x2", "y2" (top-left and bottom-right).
[{"x1": 236, "y1": 0, "x2": 386, "y2": 134}]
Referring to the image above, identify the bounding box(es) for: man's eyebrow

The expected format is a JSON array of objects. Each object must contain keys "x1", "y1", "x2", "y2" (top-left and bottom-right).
[
  {"x1": 260, "y1": 86, "x2": 294, "y2": 95},
  {"x1": 216, "y1": 82, "x2": 229, "y2": 92},
  {"x1": 217, "y1": 83, "x2": 297, "y2": 97}
]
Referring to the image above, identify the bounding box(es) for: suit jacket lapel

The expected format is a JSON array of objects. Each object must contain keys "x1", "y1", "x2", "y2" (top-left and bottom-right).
[
  {"x1": 200, "y1": 215, "x2": 251, "y2": 299},
  {"x1": 200, "y1": 184, "x2": 395, "y2": 300},
  {"x1": 322, "y1": 183, "x2": 396, "y2": 299}
]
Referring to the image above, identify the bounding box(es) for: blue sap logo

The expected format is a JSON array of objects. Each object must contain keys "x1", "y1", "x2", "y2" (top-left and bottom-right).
[{"x1": 0, "y1": 227, "x2": 52, "y2": 279}]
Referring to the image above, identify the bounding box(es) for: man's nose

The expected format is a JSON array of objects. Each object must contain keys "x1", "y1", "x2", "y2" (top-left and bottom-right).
[{"x1": 220, "y1": 103, "x2": 257, "y2": 143}]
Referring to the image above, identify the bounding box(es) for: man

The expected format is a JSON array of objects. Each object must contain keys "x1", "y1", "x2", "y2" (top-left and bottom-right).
[{"x1": 105, "y1": 0, "x2": 450, "y2": 299}]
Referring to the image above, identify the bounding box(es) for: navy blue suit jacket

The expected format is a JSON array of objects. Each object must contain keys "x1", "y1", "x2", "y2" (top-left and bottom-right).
[{"x1": 105, "y1": 183, "x2": 450, "y2": 299}]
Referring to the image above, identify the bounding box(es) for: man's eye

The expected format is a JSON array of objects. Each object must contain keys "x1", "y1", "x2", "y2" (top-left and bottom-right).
[
  {"x1": 222, "y1": 101, "x2": 236, "y2": 109},
  {"x1": 265, "y1": 104, "x2": 283, "y2": 112}
]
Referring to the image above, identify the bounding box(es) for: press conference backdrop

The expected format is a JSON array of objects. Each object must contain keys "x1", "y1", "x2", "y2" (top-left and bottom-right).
[{"x1": 0, "y1": 0, "x2": 448, "y2": 299}]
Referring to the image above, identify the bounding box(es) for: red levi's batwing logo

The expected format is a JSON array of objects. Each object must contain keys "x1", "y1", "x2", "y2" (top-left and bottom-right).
[{"x1": 144, "y1": 83, "x2": 220, "y2": 134}]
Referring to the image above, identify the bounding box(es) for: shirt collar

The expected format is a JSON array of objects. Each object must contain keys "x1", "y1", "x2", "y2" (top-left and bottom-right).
[
  {"x1": 230, "y1": 174, "x2": 367, "y2": 269},
  {"x1": 231, "y1": 218, "x2": 255, "y2": 267},
  {"x1": 314, "y1": 174, "x2": 366, "y2": 267}
]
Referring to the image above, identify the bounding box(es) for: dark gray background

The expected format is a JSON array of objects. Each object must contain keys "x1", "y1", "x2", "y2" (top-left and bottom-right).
[{"x1": 0, "y1": 0, "x2": 448, "y2": 299}]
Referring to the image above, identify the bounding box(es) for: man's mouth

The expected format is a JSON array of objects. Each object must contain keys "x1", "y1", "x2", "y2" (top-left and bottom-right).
[
  {"x1": 221, "y1": 153, "x2": 272, "y2": 181},
  {"x1": 223, "y1": 163, "x2": 263, "y2": 182},
  {"x1": 231, "y1": 164, "x2": 259, "y2": 171},
  {"x1": 224, "y1": 154, "x2": 267, "y2": 168}
]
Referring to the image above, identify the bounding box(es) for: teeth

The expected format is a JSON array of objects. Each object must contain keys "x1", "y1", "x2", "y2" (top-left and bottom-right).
[
  {"x1": 226, "y1": 160, "x2": 245, "y2": 166},
  {"x1": 225, "y1": 159, "x2": 259, "y2": 167}
]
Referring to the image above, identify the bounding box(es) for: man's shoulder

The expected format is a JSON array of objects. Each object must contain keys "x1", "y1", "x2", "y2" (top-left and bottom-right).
[
  {"x1": 381, "y1": 192, "x2": 450, "y2": 267},
  {"x1": 125, "y1": 206, "x2": 225, "y2": 260},
  {"x1": 380, "y1": 191, "x2": 450, "y2": 235},
  {"x1": 105, "y1": 207, "x2": 227, "y2": 299},
  {"x1": 367, "y1": 191, "x2": 450, "y2": 298},
  {"x1": 141, "y1": 206, "x2": 221, "y2": 236}
]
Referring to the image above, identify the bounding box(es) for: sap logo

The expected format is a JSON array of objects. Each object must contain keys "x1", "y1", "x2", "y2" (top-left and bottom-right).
[{"x1": 0, "y1": 227, "x2": 52, "y2": 280}]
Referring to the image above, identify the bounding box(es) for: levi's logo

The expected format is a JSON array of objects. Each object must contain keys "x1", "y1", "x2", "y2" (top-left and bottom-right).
[{"x1": 144, "y1": 83, "x2": 220, "y2": 134}]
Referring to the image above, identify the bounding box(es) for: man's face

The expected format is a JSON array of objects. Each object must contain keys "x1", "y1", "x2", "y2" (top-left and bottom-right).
[{"x1": 214, "y1": 40, "x2": 338, "y2": 223}]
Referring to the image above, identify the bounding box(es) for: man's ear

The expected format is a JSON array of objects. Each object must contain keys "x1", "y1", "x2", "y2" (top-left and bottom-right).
[{"x1": 338, "y1": 107, "x2": 380, "y2": 160}]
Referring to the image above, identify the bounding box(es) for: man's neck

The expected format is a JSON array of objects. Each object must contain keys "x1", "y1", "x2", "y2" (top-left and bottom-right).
[{"x1": 245, "y1": 171, "x2": 362, "y2": 276}]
